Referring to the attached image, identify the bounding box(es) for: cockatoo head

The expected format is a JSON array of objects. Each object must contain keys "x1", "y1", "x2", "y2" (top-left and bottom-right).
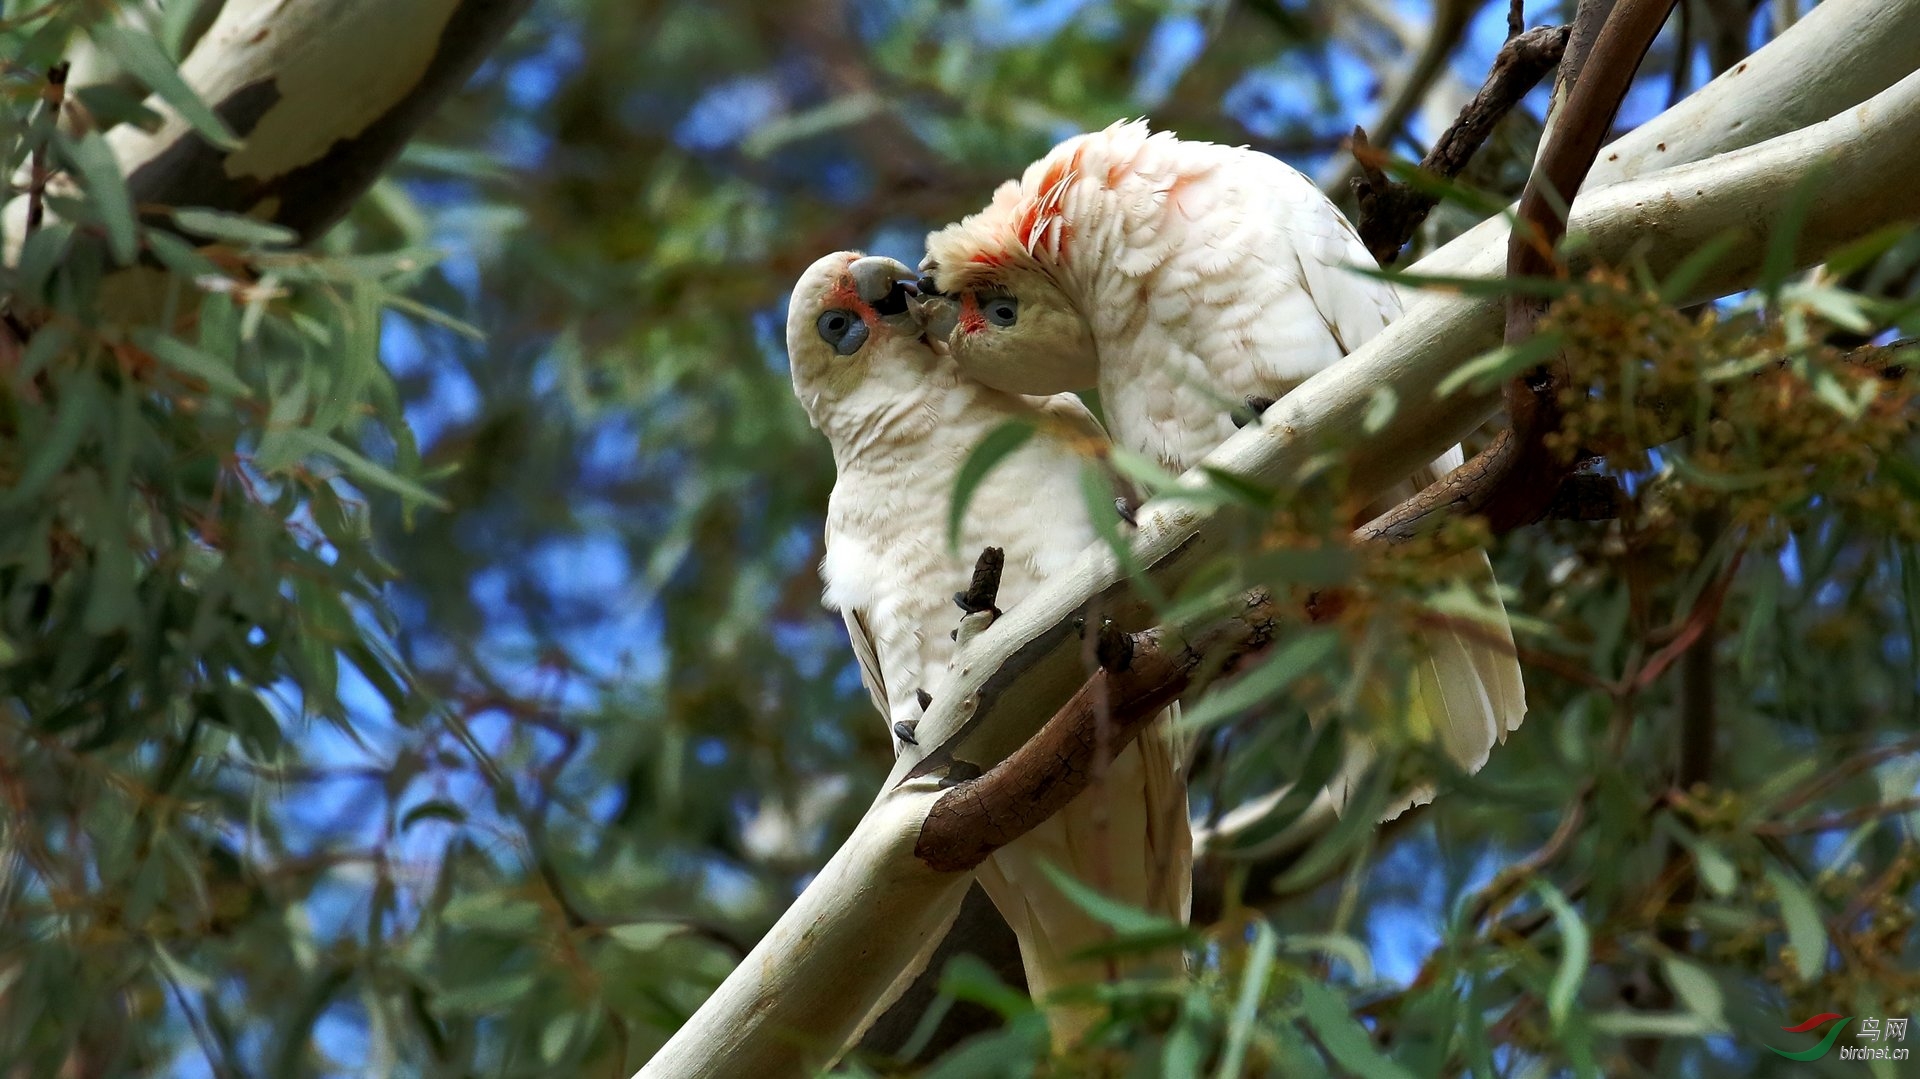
[
  {"x1": 786, "y1": 251, "x2": 940, "y2": 434},
  {"x1": 919, "y1": 166, "x2": 1102, "y2": 396}
]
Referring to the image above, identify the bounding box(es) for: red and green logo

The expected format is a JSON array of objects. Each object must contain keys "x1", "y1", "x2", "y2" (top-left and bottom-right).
[{"x1": 1768, "y1": 1013, "x2": 1852, "y2": 1061}]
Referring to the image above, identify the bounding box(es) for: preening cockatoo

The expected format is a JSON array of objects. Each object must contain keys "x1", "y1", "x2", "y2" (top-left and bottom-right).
[
  {"x1": 921, "y1": 119, "x2": 1526, "y2": 829},
  {"x1": 786, "y1": 251, "x2": 1192, "y2": 1044}
]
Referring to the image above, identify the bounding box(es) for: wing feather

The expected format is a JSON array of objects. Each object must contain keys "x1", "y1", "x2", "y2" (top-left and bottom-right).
[{"x1": 841, "y1": 606, "x2": 891, "y2": 724}]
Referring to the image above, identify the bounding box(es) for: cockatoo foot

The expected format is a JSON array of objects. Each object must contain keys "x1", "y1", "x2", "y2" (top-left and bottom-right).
[{"x1": 1231, "y1": 395, "x2": 1277, "y2": 429}]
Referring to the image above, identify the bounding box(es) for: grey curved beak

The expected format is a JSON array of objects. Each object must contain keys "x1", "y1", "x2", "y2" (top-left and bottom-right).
[{"x1": 849, "y1": 255, "x2": 919, "y2": 306}]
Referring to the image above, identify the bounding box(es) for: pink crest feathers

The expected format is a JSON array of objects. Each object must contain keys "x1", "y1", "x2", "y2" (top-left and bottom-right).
[{"x1": 926, "y1": 119, "x2": 1169, "y2": 290}]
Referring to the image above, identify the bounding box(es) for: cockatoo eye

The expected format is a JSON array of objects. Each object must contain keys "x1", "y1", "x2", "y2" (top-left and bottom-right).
[
  {"x1": 816, "y1": 309, "x2": 869, "y2": 355},
  {"x1": 982, "y1": 295, "x2": 1018, "y2": 327}
]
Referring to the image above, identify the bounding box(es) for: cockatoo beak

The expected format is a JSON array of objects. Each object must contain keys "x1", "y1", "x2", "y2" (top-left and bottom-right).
[
  {"x1": 848, "y1": 255, "x2": 918, "y2": 305},
  {"x1": 914, "y1": 292, "x2": 960, "y2": 353},
  {"x1": 848, "y1": 255, "x2": 928, "y2": 338}
]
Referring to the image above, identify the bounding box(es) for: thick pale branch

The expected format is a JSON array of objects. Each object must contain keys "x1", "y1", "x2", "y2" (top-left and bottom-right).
[
  {"x1": 4, "y1": 0, "x2": 533, "y2": 249},
  {"x1": 1414, "y1": 0, "x2": 1920, "y2": 283}
]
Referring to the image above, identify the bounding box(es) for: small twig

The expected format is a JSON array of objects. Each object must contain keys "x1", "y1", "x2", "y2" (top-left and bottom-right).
[
  {"x1": 25, "y1": 61, "x2": 70, "y2": 239},
  {"x1": 1756, "y1": 796, "x2": 1920, "y2": 836},
  {"x1": 1321, "y1": 0, "x2": 1477, "y2": 197},
  {"x1": 1769, "y1": 734, "x2": 1920, "y2": 819},
  {"x1": 1369, "y1": 0, "x2": 1675, "y2": 542},
  {"x1": 1675, "y1": 515, "x2": 1723, "y2": 793},
  {"x1": 914, "y1": 592, "x2": 1275, "y2": 872},
  {"x1": 1628, "y1": 549, "x2": 1741, "y2": 693},
  {"x1": 1353, "y1": 24, "x2": 1570, "y2": 266},
  {"x1": 1466, "y1": 785, "x2": 1592, "y2": 926},
  {"x1": 1508, "y1": 0, "x2": 1526, "y2": 37}
]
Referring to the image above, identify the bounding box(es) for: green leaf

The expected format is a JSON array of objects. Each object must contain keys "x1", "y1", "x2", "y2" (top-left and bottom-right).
[
  {"x1": 171, "y1": 208, "x2": 298, "y2": 248},
  {"x1": 1660, "y1": 954, "x2": 1726, "y2": 1030},
  {"x1": 937, "y1": 954, "x2": 1037, "y2": 1020},
  {"x1": 3, "y1": 372, "x2": 97, "y2": 510},
  {"x1": 946, "y1": 420, "x2": 1033, "y2": 550},
  {"x1": 434, "y1": 972, "x2": 539, "y2": 1015},
  {"x1": 1822, "y1": 221, "x2": 1918, "y2": 277},
  {"x1": 605, "y1": 922, "x2": 687, "y2": 952},
  {"x1": 61, "y1": 130, "x2": 138, "y2": 264},
  {"x1": 1275, "y1": 932, "x2": 1374, "y2": 983},
  {"x1": 1351, "y1": 266, "x2": 1570, "y2": 299},
  {"x1": 918, "y1": 1014, "x2": 1048, "y2": 1079},
  {"x1": 1532, "y1": 878, "x2": 1590, "y2": 1031},
  {"x1": 1035, "y1": 859, "x2": 1189, "y2": 940},
  {"x1": 1362, "y1": 385, "x2": 1398, "y2": 434},
  {"x1": 1588, "y1": 1011, "x2": 1714, "y2": 1037},
  {"x1": 1658, "y1": 231, "x2": 1741, "y2": 304},
  {"x1": 1179, "y1": 628, "x2": 1341, "y2": 732},
  {"x1": 1765, "y1": 864, "x2": 1828, "y2": 981},
  {"x1": 1297, "y1": 980, "x2": 1415, "y2": 1079},
  {"x1": 90, "y1": 24, "x2": 241, "y2": 150},
  {"x1": 441, "y1": 894, "x2": 544, "y2": 934},
  {"x1": 1436, "y1": 332, "x2": 1564, "y2": 399},
  {"x1": 90, "y1": 23, "x2": 241, "y2": 149},
  {"x1": 539, "y1": 1013, "x2": 582, "y2": 1065},
  {"x1": 133, "y1": 329, "x2": 250, "y2": 397},
  {"x1": 151, "y1": 941, "x2": 214, "y2": 993},
  {"x1": 1760, "y1": 167, "x2": 1825, "y2": 301},
  {"x1": 1683, "y1": 834, "x2": 1739, "y2": 898},
  {"x1": 1106, "y1": 445, "x2": 1181, "y2": 496},
  {"x1": 1215, "y1": 921, "x2": 1277, "y2": 1079},
  {"x1": 143, "y1": 229, "x2": 226, "y2": 281},
  {"x1": 275, "y1": 429, "x2": 448, "y2": 509}
]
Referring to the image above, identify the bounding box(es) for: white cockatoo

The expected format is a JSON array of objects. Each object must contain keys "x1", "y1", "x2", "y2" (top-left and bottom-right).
[
  {"x1": 920, "y1": 119, "x2": 1525, "y2": 830},
  {"x1": 786, "y1": 250, "x2": 1192, "y2": 1044}
]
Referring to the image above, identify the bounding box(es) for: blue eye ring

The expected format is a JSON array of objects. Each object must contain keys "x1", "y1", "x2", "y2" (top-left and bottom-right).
[
  {"x1": 981, "y1": 294, "x2": 1018, "y2": 327},
  {"x1": 817, "y1": 309, "x2": 869, "y2": 355}
]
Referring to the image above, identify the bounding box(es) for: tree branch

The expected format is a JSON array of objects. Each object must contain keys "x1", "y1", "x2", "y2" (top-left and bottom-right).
[
  {"x1": 5, "y1": 0, "x2": 535, "y2": 250},
  {"x1": 1318, "y1": 0, "x2": 1477, "y2": 196},
  {"x1": 1414, "y1": 0, "x2": 1920, "y2": 283},
  {"x1": 1353, "y1": 24, "x2": 1570, "y2": 266}
]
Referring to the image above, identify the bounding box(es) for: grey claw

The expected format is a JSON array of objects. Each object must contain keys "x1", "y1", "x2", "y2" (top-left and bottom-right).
[
  {"x1": 916, "y1": 689, "x2": 933, "y2": 710},
  {"x1": 1114, "y1": 496, "x2": 1138, "y2": 527},
  {"x1": 893, "y1": 720, "x2": 919, "y2": 745},
  {"x1": 1233, "y1": 395, "x2": 1277, "y2": 429}
]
